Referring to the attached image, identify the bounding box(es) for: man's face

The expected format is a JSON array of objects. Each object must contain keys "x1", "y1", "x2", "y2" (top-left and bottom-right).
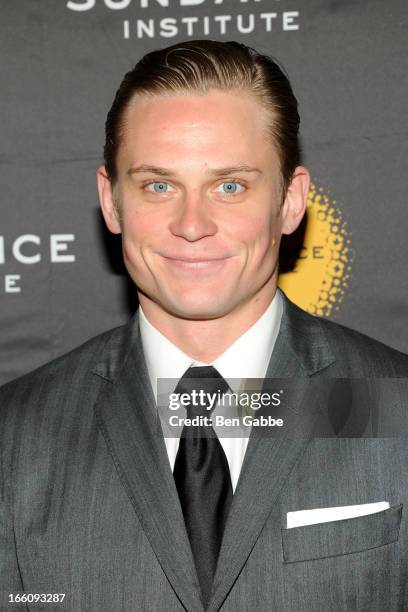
[{"x1": 99, "y1": 90, "x2": 308, "y2": 321}]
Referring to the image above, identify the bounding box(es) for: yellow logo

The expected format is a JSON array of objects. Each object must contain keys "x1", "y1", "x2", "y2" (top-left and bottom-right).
[{"x1": 278, "y1": 183, "x2": 353, "y2": 317}]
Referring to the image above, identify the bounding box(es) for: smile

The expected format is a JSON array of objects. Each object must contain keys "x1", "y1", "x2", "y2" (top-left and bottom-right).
[{"x1": 160, "y1": 255, "x2": 232, "y2": 272}]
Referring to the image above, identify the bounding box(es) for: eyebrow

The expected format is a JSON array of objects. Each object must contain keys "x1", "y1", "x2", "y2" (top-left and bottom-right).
[{"x1": 128, "y1": 164, "x2": 262, "y2": 177}]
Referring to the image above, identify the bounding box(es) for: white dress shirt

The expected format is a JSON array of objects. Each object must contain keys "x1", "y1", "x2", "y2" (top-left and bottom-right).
[{"x1": 139, "y1": 290, "x2": 283, "y2": 491}]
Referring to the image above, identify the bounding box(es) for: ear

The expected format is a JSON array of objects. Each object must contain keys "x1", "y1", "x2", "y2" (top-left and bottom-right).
[
  {"x1": 97, "y1": 165, "x2": 122, "y2": 234},
  {"x1": 281, "y1": 166, "x2": 310, "y2": 235}
]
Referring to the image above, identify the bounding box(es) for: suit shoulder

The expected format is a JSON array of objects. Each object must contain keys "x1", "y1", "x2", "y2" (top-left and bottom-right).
[
  {"x1": 0, "y1": 324, "x2": 127, "y2": 418},
  {"x1": 282, "y1": 295, "x2": 408, "y2": 376},
  {"x1": 314, "y1": 314, "x2": 408, "y2": 375}
]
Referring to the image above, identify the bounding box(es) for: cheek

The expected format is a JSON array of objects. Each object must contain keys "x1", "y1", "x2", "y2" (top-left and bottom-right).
[
  {"x1": 227, "y1": 210, "x2": 281, "y2": 255},
  {"x1": 120, "y1": 208, "x2": 171, "y2": 279},
  {"x1": 120, "y1": 217, "x2": 151, "y2": 269},
  {"x1": 121, "y1": 206, "x2": 166, "y2": 245}
]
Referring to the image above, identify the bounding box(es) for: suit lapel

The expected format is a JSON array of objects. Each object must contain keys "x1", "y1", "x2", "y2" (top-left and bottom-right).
[
  {"x1": 208, "y1": 292, "x2": 336, "y2": 611},
  {"x1": 92, "y1": 318, "x2": 204, "y2": 612}
]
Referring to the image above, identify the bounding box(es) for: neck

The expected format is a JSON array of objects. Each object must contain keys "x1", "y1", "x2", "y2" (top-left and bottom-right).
[{"x1": 138, "y1": 283, "x2": 278, "y2": 363}]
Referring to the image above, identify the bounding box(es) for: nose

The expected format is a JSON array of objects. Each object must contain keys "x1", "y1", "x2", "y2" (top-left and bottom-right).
[{"x1": 168, "y1": 191, "x2": 218, "y2": 242}]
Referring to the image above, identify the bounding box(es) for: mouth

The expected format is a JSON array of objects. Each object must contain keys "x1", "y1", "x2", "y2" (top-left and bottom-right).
[{"x1": 159, "y1": 255, "x2": 233, "y2": 272}]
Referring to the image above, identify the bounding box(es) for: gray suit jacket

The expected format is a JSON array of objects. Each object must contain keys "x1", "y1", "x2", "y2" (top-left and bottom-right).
[{"x1": 1, "y1": 293, "x2": 408, "y2": 611}]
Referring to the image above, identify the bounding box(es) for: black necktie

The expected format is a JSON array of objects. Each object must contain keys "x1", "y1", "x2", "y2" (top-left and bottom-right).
[{"x1": 173, "y1": 366, "x2": 233, "y2": 607}]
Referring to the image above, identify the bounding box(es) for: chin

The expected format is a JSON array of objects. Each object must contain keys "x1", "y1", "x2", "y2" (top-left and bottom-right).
[{"x1": 161, "y1": 294, "x2": 233, "y2": 321}]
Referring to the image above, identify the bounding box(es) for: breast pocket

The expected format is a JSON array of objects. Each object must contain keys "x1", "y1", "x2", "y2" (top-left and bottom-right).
[{"x1": 281, "y1": 504, "x2": 402, "y2": 564}]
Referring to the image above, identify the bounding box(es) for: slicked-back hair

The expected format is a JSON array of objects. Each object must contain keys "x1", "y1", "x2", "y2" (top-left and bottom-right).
[{"x1": 104, "y1": 40, "x2": 300, "y2": 192}]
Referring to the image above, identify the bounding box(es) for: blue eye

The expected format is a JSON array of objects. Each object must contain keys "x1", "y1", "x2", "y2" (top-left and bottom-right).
[
  {"x1": 152, "y1": 182, "x2": 168, "y2": 192},
  {"x1": 217, "y1": 181, "x2": 244, "y2": 195}
]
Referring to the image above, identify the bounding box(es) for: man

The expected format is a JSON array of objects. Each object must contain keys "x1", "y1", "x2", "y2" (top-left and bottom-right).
[{"x1": 1, "y1": 40, "x2": 408, "y2": 612}]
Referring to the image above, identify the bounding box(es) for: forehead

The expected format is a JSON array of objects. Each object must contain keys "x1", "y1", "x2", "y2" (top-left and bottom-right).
[{"x1": 118, "y1": 90, "x2": 278, "y2": 168}]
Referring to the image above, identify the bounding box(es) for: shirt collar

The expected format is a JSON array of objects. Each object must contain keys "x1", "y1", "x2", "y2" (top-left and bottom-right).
[{"x1": 139, "y1": 290, "x2": 283, "y2": 398}]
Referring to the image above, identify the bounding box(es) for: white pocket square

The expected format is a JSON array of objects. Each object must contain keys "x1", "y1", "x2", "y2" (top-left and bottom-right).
[{"x1": 287, "y1": 501, "x2": 390, "y2": 529}]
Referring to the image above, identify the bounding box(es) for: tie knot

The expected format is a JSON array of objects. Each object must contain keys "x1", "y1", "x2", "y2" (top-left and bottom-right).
[{"x1": 175, "y1": 366, "x2": 229, "y2": 417}]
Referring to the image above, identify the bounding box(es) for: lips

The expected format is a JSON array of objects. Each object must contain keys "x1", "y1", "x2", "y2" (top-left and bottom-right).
[
  {"x1": 159, "y1": 254, "x2": 232, "y2": 271},
  {"x1": 164, "y1": 256, "x2": 228, "y2": 262}
]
